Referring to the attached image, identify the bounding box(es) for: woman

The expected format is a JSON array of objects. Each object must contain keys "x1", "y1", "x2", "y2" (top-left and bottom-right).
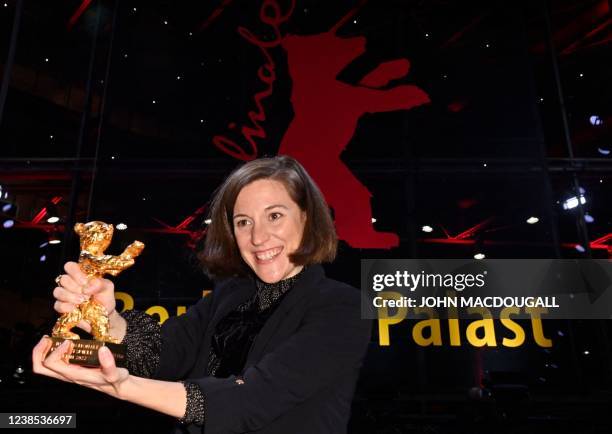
[{"x1": 32, "y1": 156, "x2": 371, "y2": 433}]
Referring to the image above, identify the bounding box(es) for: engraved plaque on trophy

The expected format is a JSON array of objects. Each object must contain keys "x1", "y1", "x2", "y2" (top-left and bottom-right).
[{"x1": 48, "y1": 221, "x2": 144, "y2": 367}]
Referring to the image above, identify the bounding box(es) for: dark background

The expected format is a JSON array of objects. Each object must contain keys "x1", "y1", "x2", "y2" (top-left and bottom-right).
[{"x1": 0, "y1": 0, "x2": 611, "y2": 432}]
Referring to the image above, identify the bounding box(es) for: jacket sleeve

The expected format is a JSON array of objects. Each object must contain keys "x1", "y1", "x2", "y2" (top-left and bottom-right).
[
  {"x1": 153, "y1": 291, "x2": 215, "y2": 381},
  {"x1": 190, "y1": 286, "x2": 372, "y2": 434}
]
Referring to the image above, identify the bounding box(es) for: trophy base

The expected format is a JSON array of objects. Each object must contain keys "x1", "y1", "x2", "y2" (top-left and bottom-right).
[{"x1": 48, "y1": 337, "x2": 127, "y2": 368}]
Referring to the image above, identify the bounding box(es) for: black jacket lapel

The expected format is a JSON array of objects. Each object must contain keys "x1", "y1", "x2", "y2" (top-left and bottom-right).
[
  {"x1": 191, "y1": 276, "x2": 255, "y2": 376},
  {"x1": 244, "y1": 265, "x2": 325, "y2": 366}
]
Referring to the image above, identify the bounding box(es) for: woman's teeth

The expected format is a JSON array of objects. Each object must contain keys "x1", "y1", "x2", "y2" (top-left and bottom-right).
[{"x1": 256, "y1": 247, "x2": 282, "y2": 261}]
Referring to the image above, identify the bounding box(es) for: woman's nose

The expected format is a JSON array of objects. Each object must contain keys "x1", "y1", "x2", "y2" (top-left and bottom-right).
[{"x1": 251, "y1": 222, "x2": 270, "y2": 245}]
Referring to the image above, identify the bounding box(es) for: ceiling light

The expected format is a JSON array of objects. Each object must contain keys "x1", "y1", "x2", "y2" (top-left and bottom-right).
[
  {"x1": 48, "y1": 232, "x2": 61, "y2": 244},
  {"x1": 562, "y1": 196, "x2": 586, "y2": 210}
]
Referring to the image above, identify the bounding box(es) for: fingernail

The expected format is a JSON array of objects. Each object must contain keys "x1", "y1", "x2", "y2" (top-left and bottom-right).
[
  {"x1": 79, "y1": 295, "x2": 89, "y2": 303},
  {"x1": 99, "y1": 346, "x2": 110, "y2": 361}
]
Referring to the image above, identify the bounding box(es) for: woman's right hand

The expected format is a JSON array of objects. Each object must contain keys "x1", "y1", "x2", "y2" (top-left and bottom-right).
[{"x1": 54, "y1": 262, "x2": 117, "y2": 333}]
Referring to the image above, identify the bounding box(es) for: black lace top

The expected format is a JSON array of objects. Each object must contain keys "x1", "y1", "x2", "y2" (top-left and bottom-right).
[
  {"x1": 121, "y1": 268, "x2": 304, "y2": 426},
  {"x1": 206, "y1": 268, "x2": 303, "y2": 377}
]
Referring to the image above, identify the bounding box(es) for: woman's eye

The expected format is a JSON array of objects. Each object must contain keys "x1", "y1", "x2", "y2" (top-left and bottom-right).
[
  {"x1": 235, "y1": 219, "x2": 250, "y2": 227},
  {"x1": 269, "y1": 212, "x2": 282, "y2": 221}
]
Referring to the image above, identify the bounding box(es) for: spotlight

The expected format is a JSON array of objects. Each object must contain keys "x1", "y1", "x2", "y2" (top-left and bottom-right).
[
  {"x1": 45, "y1": 204, "x2": 60, "y2": 223},
  {"x1": 422, "y1": 225, "x2": 433, "y2": 233},
  {"x1": 562, "y1": 196, "x2": 586, "y2": 210},
  {"x1": 116, "y1": 223, "x2": 128, "y2": 231},
  {"x1": 2, "y1": 203, "x2": 11, "y2": 212},
  {"x1": 526, "y1": 217, "x2": 539, "y2": 224},
  {"x1": 589, "y1": 115, "x2": 603, "y2": 126},
  {"x1": 583, "y1": 350, "x2": 590, "y2": 355},
  {"x1": 39, "y1": 255, "x2": 47, "y2": 262},
  {"x1": 371, "y1": 218, "x2": 377, "y2": 223},
  {"x1": 39, "y1": 242, "x2": 48, "y2": 248},
  {"x1": 13, "y1": 364, "x2": 25, "y2": 385},
  {"x1": 48, "y1": 232, "x2": 61, "y2": 244},
  {"x1": 584, "y1": 214, "x2": 594, "y2": 223},
  {"x1": 204, "y1": 219, "x2": 212, "y2": 225},
  {"x1": 575, "y1": 244, "x2": 585, "y2": 253},
  {"x1": 474, "y1": 253, "x2": 485, "y2": 260},
  {"x1": 3, "y1": 219, "x2": 14, "y2": 228}
]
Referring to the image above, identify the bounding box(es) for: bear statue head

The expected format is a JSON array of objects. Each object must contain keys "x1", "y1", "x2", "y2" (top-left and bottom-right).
[{"x1": 74, "y1": 221, "x2": 114, "y2": 256}]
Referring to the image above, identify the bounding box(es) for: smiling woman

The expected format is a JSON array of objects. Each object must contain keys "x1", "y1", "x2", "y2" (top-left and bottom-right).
[
  {"x1": 34, "y1": 155, "x2": 371, "y2": 434},
  {"x1": 201, "y1": 155, "x2": 337, "y2": 280},
  {"x1": 232, "y1": 179, "x2": 306, "y2": 283}
]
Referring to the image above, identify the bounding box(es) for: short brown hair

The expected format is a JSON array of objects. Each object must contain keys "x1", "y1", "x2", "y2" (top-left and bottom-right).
[{"x1": 200, "y1": 155, "x2": 337, "y2": 279}]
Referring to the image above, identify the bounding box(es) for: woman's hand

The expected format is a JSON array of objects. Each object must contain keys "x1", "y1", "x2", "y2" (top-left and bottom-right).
[
  {"x1": 32, "y1": 337, "x2": 188, "y2": 418},
  {"x1": 32, "y1": 337, "x2": 130, "y2": 399},
  {"x1": 54, "y1": 262, "x2": 118, "y2": 334}
]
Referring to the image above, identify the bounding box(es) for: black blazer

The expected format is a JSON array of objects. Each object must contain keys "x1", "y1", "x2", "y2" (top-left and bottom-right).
[{"x1": 154, "y1": 265, "x2": 371, "y2": 434}]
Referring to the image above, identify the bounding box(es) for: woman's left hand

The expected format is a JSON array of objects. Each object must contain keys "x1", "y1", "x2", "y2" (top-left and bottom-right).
[{"x1": 32, "y1": 337, "x2": 130, "y2": 399}]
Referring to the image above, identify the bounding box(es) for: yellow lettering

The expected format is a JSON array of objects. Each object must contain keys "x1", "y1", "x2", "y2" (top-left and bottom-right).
[
  {"x1": 146, "y1": 306, "x2": 169, "y2": 324},
  {"x1": 446, "y1": 290, "x2": 461, "y2": 346},
  {"x1": 525, "y1": 307, "x2": 552, "y2": 347},
  {"x1": 466, "y1": 307, "x2": 497, "y2": 347},
  {"x1": 377, "y1": 292, "x2": 407, "y2": 346},
  {"x1": 115, "y1": 292, "x2": 134, "y2": 312},
  {"x1": 412, "y1": 308, "x2": 442, "y2": 346},
  {"x1": 500, "y1": 307, "x2": 525, "y2": 347}
]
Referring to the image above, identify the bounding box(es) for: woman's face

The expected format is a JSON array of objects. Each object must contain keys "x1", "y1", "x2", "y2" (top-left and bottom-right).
[{"x1": 233, "y1": 179, "x2": 306, "y2": 283}]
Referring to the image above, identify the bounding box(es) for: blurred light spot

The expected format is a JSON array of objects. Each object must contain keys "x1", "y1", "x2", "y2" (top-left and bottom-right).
[{"x1": 589, "y1": 115, "x2": 602, "y2": 126}]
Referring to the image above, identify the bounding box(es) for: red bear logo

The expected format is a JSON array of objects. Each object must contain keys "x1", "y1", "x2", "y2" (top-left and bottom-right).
[{"x1": 278, "y1": 12, "x2": 430, "y2": 248}]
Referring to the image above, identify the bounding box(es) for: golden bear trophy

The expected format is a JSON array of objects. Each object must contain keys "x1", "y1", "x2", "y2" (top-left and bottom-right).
[{"x1": 48, "y1": 221, "x2": 144, "y2": 367}]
